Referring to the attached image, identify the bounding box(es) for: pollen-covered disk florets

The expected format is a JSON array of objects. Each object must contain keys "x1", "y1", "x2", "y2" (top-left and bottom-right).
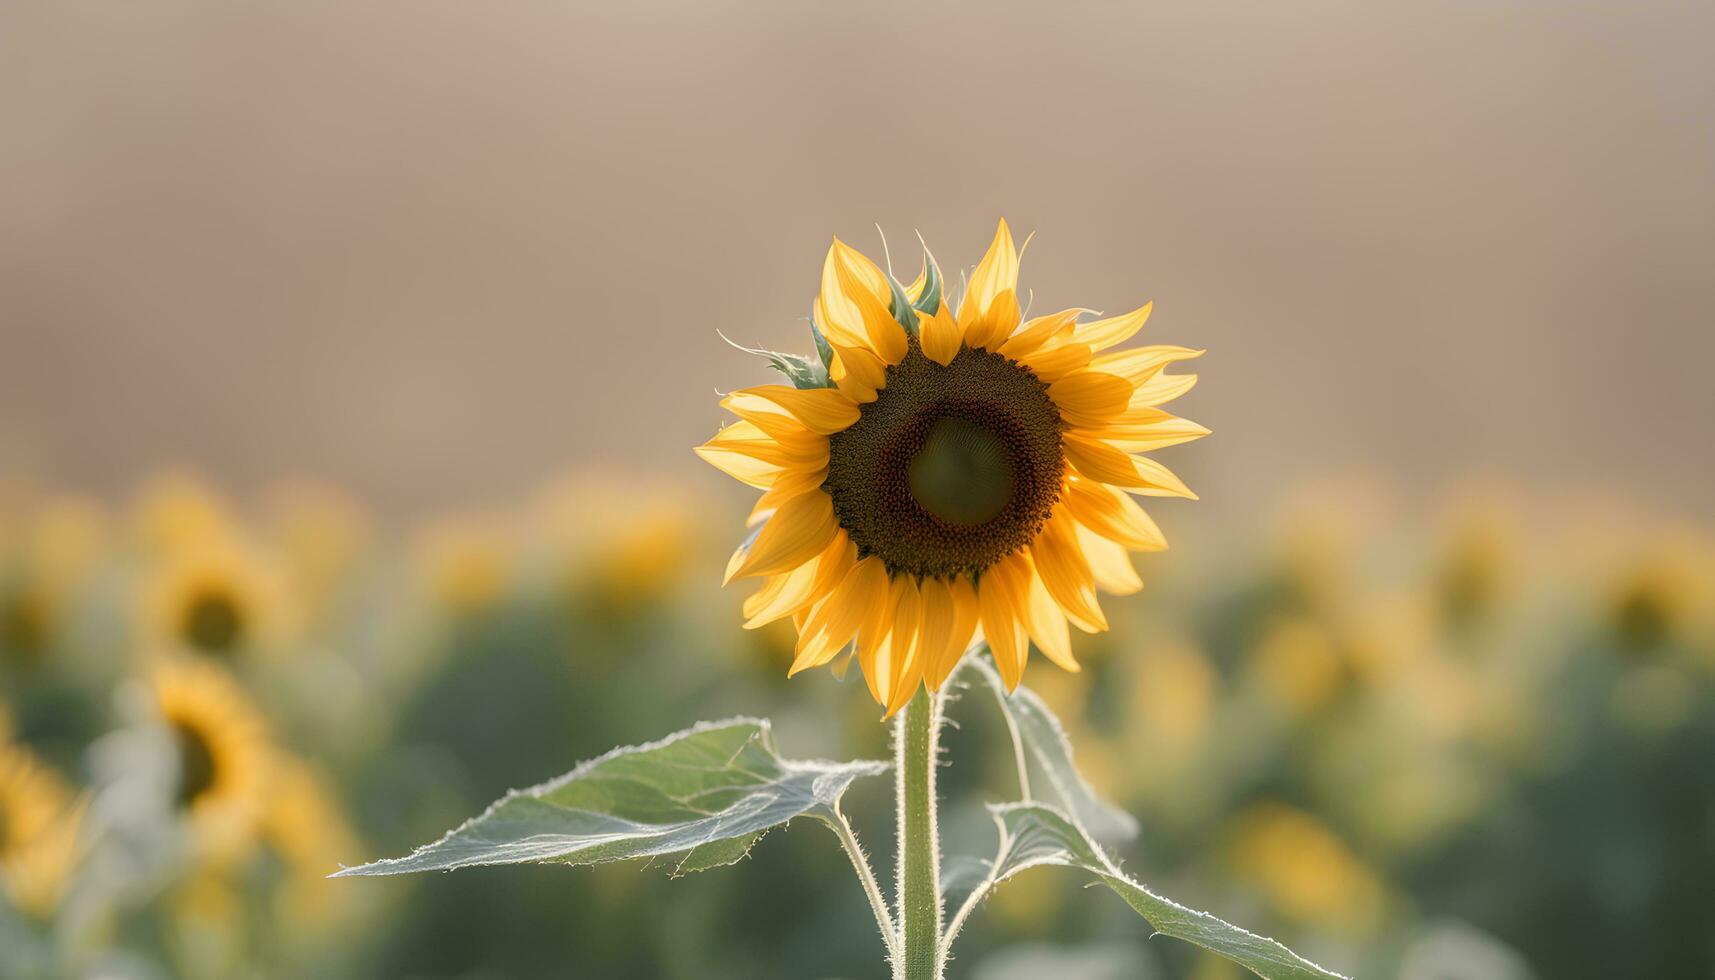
[{"x1": 698, "y1": 221, "x2": 1209, "y2": 716}]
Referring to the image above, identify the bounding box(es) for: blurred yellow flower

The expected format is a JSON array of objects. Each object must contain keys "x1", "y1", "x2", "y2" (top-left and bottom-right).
[
  {"x1": 152, "y1": 659, "x2": 275, "y2": 860},
  {"x1": 1436, "y1": 502, "x2": 1516, "y2": 630},
  {"x1": 1128, "y1": 641, "x2": 1217, "y2": 770},
  {"x1": 0, "y1": 583, "x2": 53, "y2": 670},
  {"x1": 532, "y1": 473, "x2": 699, "y2": 615},
  {"x1": 264, "y1": 755, "x2": 360, "y2": 930},
  {"x1": 1608, "y1": 531, "x2": 1715, "y2": 655},
  {"x1": 29, "y1": 496, "x2": 109, "y2": 592},
  {"x1": 1, "y1": 495, "x2": 108, "y2": 670},
  {"x1": 1227, "y1": 801, "x2": 1386, "y2": 936},
  {"x1": 1250, "y1": 617, "x2": 1345, "y2": 719},
  {"x1": 264, "y1": 483, "x2": 372, "y2": 623},
  {"x1": 134, "y1": 474, "x2": 236, "y2": 554},
  {"x1": 0, "y1": 741, "x2": 85, "y2": 919},
  {"x1": 415, "y1": 517, "x2": 512, "y2": 616},
  {"x1": 701, "y1": 221, "x2": 1206, "y2": 715},
  {"x1": 142, "y1": 534, "x2": 290, "y2": 662}
]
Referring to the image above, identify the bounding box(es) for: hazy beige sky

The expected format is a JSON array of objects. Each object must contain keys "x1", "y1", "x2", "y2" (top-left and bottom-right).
[{"x1": 3, "y1": 1, "x2": 1712, "y2": 522}]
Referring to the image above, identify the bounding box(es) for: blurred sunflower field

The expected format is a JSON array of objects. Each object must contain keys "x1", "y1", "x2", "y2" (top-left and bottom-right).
[{"x1": 2, "y1": 469, "x2": 1709, "y2": 980}]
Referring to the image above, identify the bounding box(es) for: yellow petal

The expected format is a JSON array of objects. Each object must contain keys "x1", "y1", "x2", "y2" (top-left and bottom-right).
[
  {"x1": 748, "y1": 465, "x2": 827, "y2": 528},
  {"x1": 832, "y1": 241, "x2": 909, "y2": 365},
  {"x1": 805, "y1": 531, "x2": 857, "y2": 603},
  {"x1": 816, "y1": 238, "x2": 890, "y2": 352},
  {"x1": 1071, "y1": 301, "x2": 1151, "y2": 352},
  {"x1": 916, "y1": 304, "x2": 963, "y2": 367},
  {"x1": 965, "y1": 218, "x2": 1020, "y2": 327},
  {"x1": 999, "y1": 308, "x2": 1084, "y2": 358},
  {"x1": 1128, "y1": 455, "x2": 1198, "y2": 499},
  {"x1": 696, "y1": 445, "x2": 784, "y2": 490},
  {"x1": 1023, "y1": 568, "x2": 1079, "y2": 672},
  {"x1": 742, "y1": 562, "x2": 817, "y2": 629},
  {"x1": 856, "y1": 574, "x2": 911, "y2": 709},
  {"x1": 1095, "y1": 416, "x2": 1211, "y2": 452},
  {"x1": 1089, "y1": 345, "x2": 1205, "y2": 385},
  {"x1": 719, "y1": 391, "x2": 816, "y2": 440},
  {"x1": 701, "y1": 421, "x2": 828, "y2": 468},
  {"x1": 830, "y1": 344, "x2": 887, "y2": 404},
  {"x1": 1128, "y1": 371, "x2": 1198, "y2": 409},
  {"x1": 788, "y1": 614, "x2": 848, "y2": 676},
  {"x1": 929, "y1": 576, "x2": 981, "y2": 691},
  {"x1": 743, "y1": 531, "x2": 849, "y2": 628},
  {"x1": 914, "y1": 577, "x2": 955, "y2": 691},
  {"x1": 736, "y1": 385, "x2": 860, "y2": 435},
  {"x1": 978, "y1": 555, "x2": 1031, "y2": 690},
  {"x1": 963, "y1": 288, "x2": 1021, "y2": 351},
  {"x1": 1016, "y1": 342, "x2": 1093, "y2": 384},
  {"x1": 880, "y1": 577, "x2": 926, "y2": 718},
  {"x1": 1062, "y1": 475, "x2": 1168, "y2": 551},
  {"x1": 1031, "y1": 511, "x2": 1107, "y2": 632},
  {"x1": 729, "y1": 489, "x2": 835, "y2": 581},
  {"x1": 1048, "y1": 371, "x2": 1134, "y2": 426},
  {"x1": 1062, "y1": 435, "x2": 1198, "y2": 499},
  {"x1": 1076, "y1": 525, "x2": 1144, "y2": 595},
  {"x1": 792, "y1": 555, "x2": 886, "y2": 672}
]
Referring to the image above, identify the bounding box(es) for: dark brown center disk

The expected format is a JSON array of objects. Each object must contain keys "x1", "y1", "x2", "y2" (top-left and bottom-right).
[{"x1": 824, "y1": 342, "x2": 1064, "y2": 579}]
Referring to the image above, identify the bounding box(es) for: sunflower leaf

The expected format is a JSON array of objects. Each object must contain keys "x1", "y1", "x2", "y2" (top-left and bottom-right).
[
  {"x1": 332, "y1": 718, "x2": 888, "y2": 878},
  {"x1": 955, "y1": 649, "x2": 1139, "y2": 843},
  {"x1": 973, "y1": 802, "x2": 1350, "y2": 980}
]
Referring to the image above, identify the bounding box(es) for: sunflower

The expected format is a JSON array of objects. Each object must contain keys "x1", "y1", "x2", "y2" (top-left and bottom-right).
[
  {"x1": 0, "y1": 740, "x2": 85, "y2": 918},
  {"x1": 699, "y1": 221, "x2": 1207, "y2": 715},
  {"x1": 533, "y1": 472, "x2": 699, "y2": 616},
  {"x1": 143, "y1": 535, "x2": 287, "y2": 662},
  {"x1": 1, "y1": 495, "x2": 107, "y2": 671},
  {"x1": 151, "y1": 659, "x2": 273, "y2": 859},
  {"x1": 263, "y1": 755, "x2": 359, "y2": 931}
]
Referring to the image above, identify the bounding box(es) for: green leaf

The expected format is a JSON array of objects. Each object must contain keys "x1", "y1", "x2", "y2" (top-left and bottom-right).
[
  {"x1": 909, "y1": 246, "x2": 943, "y2": 316},
  {"x1": 720, "y1": 331, "x2": 831, "y2": 389},
  {"x1": 332, "y1": 718, "x2": 888, "y2": 879},
  {"x1": 978, "y1": 803, "x2": 1349, "y2": 980},
  {"x1": 956, "y1": 648, "x2": 1140, "y2": 843}
]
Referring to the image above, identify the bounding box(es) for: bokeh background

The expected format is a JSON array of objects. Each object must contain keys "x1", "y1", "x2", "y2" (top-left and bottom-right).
[{"x1": 2, "y1": 3, "x2": 1712, "y2": 979}]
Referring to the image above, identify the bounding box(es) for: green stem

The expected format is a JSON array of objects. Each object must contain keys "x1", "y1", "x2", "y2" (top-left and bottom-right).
[{"x1": 895, "y1": 688, "x2": 943, "y2": 980}]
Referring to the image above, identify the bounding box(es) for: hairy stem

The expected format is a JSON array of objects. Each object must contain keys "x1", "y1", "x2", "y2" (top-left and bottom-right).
[
  {"x1": 829, "y1": 806, "x2": 898, "y2": 963},
  {"x1": 895, "y1": 689, "x2": 944, "y2": 980}
]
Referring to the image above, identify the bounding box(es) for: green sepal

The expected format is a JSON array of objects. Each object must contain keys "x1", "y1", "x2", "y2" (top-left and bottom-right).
[
  {"x1": 886, "y1": 272, "x2": 920, "y2": 338},
  {"x1": 721, "y1": 331, "x2": 831, "y2": 389},
  {"x1": 808, "y1": 313, "x2": 835, "y2": 371},
  {"x1": 910, "y1": 248, "x2": 943, "y2": 316}
]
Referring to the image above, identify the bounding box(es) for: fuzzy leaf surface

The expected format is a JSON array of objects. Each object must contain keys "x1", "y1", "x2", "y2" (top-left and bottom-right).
[
  {"x1": 981, "y1": 803, "x2": 1350, "y2": 980},
  {"x1": 334, "y1": 718, "x2": 888, "y2": 878}
]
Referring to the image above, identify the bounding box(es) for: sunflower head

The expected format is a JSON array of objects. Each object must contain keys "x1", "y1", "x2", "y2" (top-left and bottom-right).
[
  {"x1": 151, "y1": 659, "x2": 273, "y2": 858},
  {"x1": 143, "y1": 536, "x2": 287, "y2": 662},
  {"x1": 699, "y1": 221, "x2": 1208, "y2": 716}
]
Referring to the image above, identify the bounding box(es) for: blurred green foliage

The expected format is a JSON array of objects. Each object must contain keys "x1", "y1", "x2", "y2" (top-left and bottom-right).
[{"x1": 1, "y1": 473, "x2": 1711, "y2": 978}]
